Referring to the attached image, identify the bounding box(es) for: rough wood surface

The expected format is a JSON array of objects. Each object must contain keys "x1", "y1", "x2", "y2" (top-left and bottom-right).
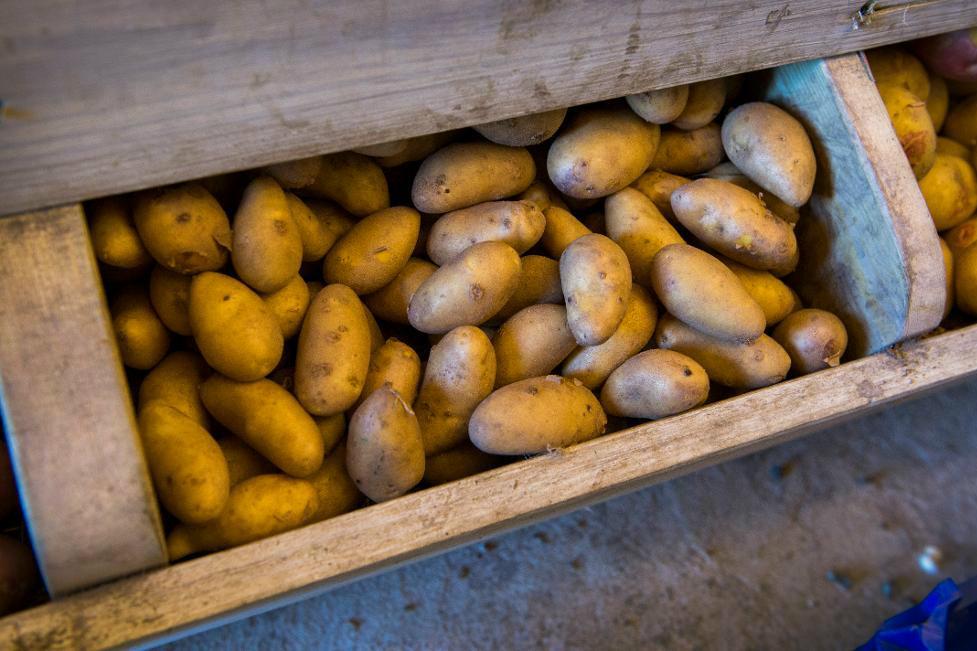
[
  {"x1": 0, "y1": 205, "x2": 167, "y2": 596},
  {"x1": 1, "y1": 1, "x2": 975, "y2": 215}
]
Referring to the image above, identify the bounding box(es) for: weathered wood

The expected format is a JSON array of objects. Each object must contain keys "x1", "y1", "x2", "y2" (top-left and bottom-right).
[
  {"x1": 0, "y1": 205, "x2": 167, "y2": 596},
  {"x1": 1, "y1": 1, "x2": 975, "y2": 215}
]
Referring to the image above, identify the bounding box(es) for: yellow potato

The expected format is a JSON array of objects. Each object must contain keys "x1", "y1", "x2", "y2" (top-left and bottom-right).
[
  {"x1": 772, "y1": 308, "x2": 849, "y2": 375},
  {"x1": 219, "y1": 436, "x2": 276, "y2": 487},
  {"x1": 412, "y1": 142, "x2": 535, "y2": 213},
  {"x1": 324, "y1": 206, "x2": 420, "y2": 294},
  {"x1": 928, "y1": 76, "x2": 949, "y2": 131},
  {"x1": 375, "y1": 131, "x2": 458, "y2": 168},
  {"x1": 561, "y1": 234, "x2": 632, "y2": 346},
  {"x1": 306, "y1": 442, "x2": 362, "y2": 522},
  {"x1": 672, "y1": 78, "x2": 726, "y2": 130},
  {"x1": 941, "y1": 237, "x2": 955, "y2": 319},
  {"x1": 111, "y1": 286, "x2": 170, "y2": 370},
  {"x1": 189, "y1": 272, "x2": 283, "y2": 381},
  {"x1": 148, "y1": 265, "x2": 193, "y2": 335},
  {"x1": 547, "y1": 107, "x2": 659, "y2": 199},
  {"x1": 89, "y1": 197, "x2": 151, "y2": 269},
  {"x1": 605, "y1": 187, "x2": 685, "y2": 284},
  {"x1": 315, "y1": 413, "x2": 346, "y2": 457},
  {"x1": 415, "y1": 326, "x2": 496, "y2": 456},
  {"x1": 356, "y1": 338, "x2": 421, "y2": 408},
  {"x1": 362, "y1": 258, "x2": 437, "y2": 325},
  {"x1": 866, "y1": 47, "x2": 931, "y2": 100},
  {"x1": 626, "y1": 85, "x2": 690, "y2": 124},
  {"x1": 427, "y1": 201, "x2": 545, "y2": 265},
  {"x1": 493, "y1": 255, "x2": 564, "y2": 321},
  {"x1": 285, "y1": 193, "x2": 351, "y2": 262},
  {"x1": 263, "y1": 155, "x2": 322, "y2": 189},
  {"x1": 260, "y1": 275, "x2": 311, "y2": 339},
  {"x1": 631, "y1": 169, "x2": 691, "y2": 220},
  {"x1": 473, "y1": 108, "x2": 568, "y2": 146},
  {"x1": 232, "y1": 177, "x2": 303, "y2": 293},
  {"x1": 721, "y1": 257, "x2": 797, "y2": 327},
  {"x1": 878, "y1": 84, "x2": 937, "y2": 179},
  {"x1": 138, "y1": 351, "x2": 210, "y2": 427},
  {"x1": 956, "y1": 245, "x2": 977, "y2": 315},
  {"x1": 304, "y1": 151, "x2": 390, "y2": 216},
  {"x1": 133, "y1": 184, "x2": 231, "y2": 274},
  {"x1": 944, "y1": 94, "x2": 977, "y2": 148},
  {"x1": 469, "y1": 375, "x2": 606, "y2": 455},
  {"x1": 347, "y1": 386, "x2": 425, "y2": 502},
  {"x1": 353, "y1": 139, "x2": 409, "y2": 157},
  {"x1": 650, "y1": 124, "x2": 724, "y2": 175},
  {"x1": 918, "y1": 154, "x2": 977, "y2": 230},
  {"x1": 517, "y1": 179, "x2": 553, "y2": 211},
  {"x1": 704, "y1": 162, "x2": 801, "y2": 224},
  {"x1": 540, "y1": 205, "x2": 592, "y2": 258},
  {"x1": 600, "y1": 349, "x2": 709, "y2": 419},
  {"x1": 424, "y1": 443, "x2": 501, "y2": 486},
  {"x1": 493, "y1": 304, "x2": 577, "y2": 387},
  {"x1": 946, "y1": 217, "x2": 977, "y2": 255},
  {"x1": 139, "y1": 400, "x2": 229, "y2": 524},
  {"x1": 363, "y1": 302, "x2": 384, "y2": 352},
  {"x1": 937, "y1": 136, "x2": 970, "y2": 159}
]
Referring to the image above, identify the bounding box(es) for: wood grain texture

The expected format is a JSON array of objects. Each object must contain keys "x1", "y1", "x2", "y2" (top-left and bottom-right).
[
  {"x1": 0, "y1": 206, "x2": 167, "y2": 596},
  {"x1": 1, "y1": 0, "x2": 975, "y2": 216}
]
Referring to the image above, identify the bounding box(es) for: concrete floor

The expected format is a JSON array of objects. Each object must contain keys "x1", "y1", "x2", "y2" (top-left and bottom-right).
[{"x1": 160, "y1": 377, "x2": 977, "y2": 650}]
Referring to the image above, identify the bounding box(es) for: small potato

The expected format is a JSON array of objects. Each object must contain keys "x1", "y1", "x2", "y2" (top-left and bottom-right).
[
  {"x1": 201, "y1": 375, "x2": 325, "y2": 477},
  {"x1": 605, "y1": 187, "x2": 685, "y2": 284},
  {"x1": 494, "y1": 255, "x2": 564, "y2": 321},
  {"x1": 878, "y1": 84, "x2": 937, "y2": 179},
  {"x1": 721, "y1": 102, "x2": 817, "y2": 208},
  {"x1": 408, "y1": 241, "x2": 521, "y2": 334},
  {"x1": 415, "y1": 326, "x2": 496, "y2": 456},
  {"x1": 139, "y1": 401, "x2": 229, "y2": 524},
  {"x1": 307, "y1": 442, "x2": 362, "y2": 522},
  {"x1": 945, "y1": 217, "x2": 977, "y2": 254},
  {"x1": 363, "y1": 303, "x2": 384, "y2": 352},
  {"x1": 295, "y1": 284, "x2": 372, "y2": 416},
  {"x1": 918, "y1": 154, "x2": 977, "y2": 231},
  {"x1": 866, "y1": 47, "x2": 931, "y2": 100},
  {"x1": 704, "y1": 162, "x2": 801, "y2": 224},
  {"x1": 772, "y1": 308, "x2": 849, "y2": 375},
  {"x1": 286, "y1": 194, "x2": 352, "y2": 262},
  {"x1": 363, "y1": 258, "x2": 437, "y2": 325},
  {"x1": 263, "y1": 156, "x2": 322, "y2": 189},
  {"x1": 631, "y1": 169, "x2": 691, "y2": 220},
  {"x1": 89, "y1": 197, "x2": 151, "y2": 269},
  {"x1": 347, "y1": 386, "x2": 425, "y2": 502},
  {"x1": 304, "y1": 151, "x2": 390, "y2": 216},
  {"x1": 148, "y1": 265, "x2": 192, "y2": 335},
  {"x1": 315, "y1": 413, "x2": 346, "y2": 457},
  {"x1": 427, "y1": 201, "x2": 545, "y2": 265},
  {"x1": 655, "y1": 314, "x2": 790, "y2": 389},
  {"x1": 356, "y1": 338, "x2": 421, "y2": 408},
  {"x1": 561, "y1": 285, "x2": 657, "y2": 389},
  {"x1": 138, "y1": 351, "x2": 210, "y2": 427},
  {"x1": 561, "y1": 234, "x2": 633, "y2": 346},
  {"x1": 626, "y1": 85, "x2": 690, "y2": 124},
  {"x1": 493, "y1": 304, "x2": 577, "y2": 387},
  {"x1": 219, "y1": 436, "x2": 276, "y2": 487},
  {"x1": 547, "y1": 107, "x2": 660, "y2": 199},
  {"x1": 473, "y1": 108, "x2": 568, "y2": 146},
  {"x1": 650, "y1": 244, "x2": 765, "y2": 343},
  {"x1": 944, "y1": 94, "x2": 977, "y2": 147},
  {"x1": 672, "y1": 79, "x2": 726, "y2": 130},
  {"x1": 540, "y1": 205, "x2": 592, "y2": 258},
  {"x1": 424, "y1": 443, "x2": 501, "y2": 486},
  {"x1": 469, "y1": 375, "x2": 606, "y2": 455},
  {"x1": 600, "y1": 349, "x2": 709, "y2": 419},
  {"x1": 928, "y1": 76, "x2": 949, "y2": 131},
  {"x1": 260, "y1": 275, "x2": 311, "y2": 339},
  {"x1": 134, "y1": 184, "x2": 231, "y2": 274},
  {"x1": 111, "y1": 286, "x2": 170, "y2": 370},
  {"x1": 517, "y1": 179, "x2": 553, "y2": 211},
  {"x1": 940, "y1": 237, "x2": 955, "y2": 319},
  {"x1": 353, "y1": 139, "x2": 410, "y2": 157},
  {"x1": 650, "y1": 124, "x2": 724, "y2": 175},
  {"x1": 721, "y1": 258, "x2": 797, "y2": 326},
  {"x1": 955, "y1": 245, "x2": 977, "y2": 316},
  {"x1": 937, "y1": 136, "x2": 971, "y2": 159},
  {"x1": 412, "y1": 142, "x2": 536, "y2": 213},
  {"x1": 323, "y1": 206, "x2": 420, "y2": 294},
  {"x1": 375, "y1": 131, "x2": 458, "y2": 168},
  {"x1": 671, "y1": 178, "x2": 799, "y2": 276},
  {"x1": 189, "y1": 272, "x2": 283, "y2": 381}
]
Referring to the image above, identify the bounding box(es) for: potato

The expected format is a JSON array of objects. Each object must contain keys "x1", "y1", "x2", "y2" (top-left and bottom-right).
[
  {"x1": 363, "y1": 258, "x2": 437, "y2": 324},
  {"x1": 139, "y1": 400, "x2": 229, "y2": 524},
  {"x1": 937, "y1": 136, "x2": 970, "y2": 159},
  {"x1": 941, "y1": 237, "x2": 955, "y2": 319},
  {"x1": 111, "y1": 286, "x2": 169, "y2": 370},
  {"x1": 704, "y1": 162, "x2": 801, "y2": 224},
  {"x1": 304, "y1": 151, "x2": 390, "y2": 216},
  {"x1": 517, "y1": 179, "x2": 553, "y2": 211},
  {"x1": 347, "y1": 386, "x2": 425, "y2": 502},
  {"x1": 493, "y1": 304, "x2": 577, "y2": 387},
  {"x1": 356, "y1": 338, "x2": 421, "y2": 408},
  {"x1": 353, "y1": 139, "x2": 409, "y2": 157},
  {"x1": 307, "y1": 442, "x2": 362, "y2": 522},
  {"x1": 600, "y1": 349, "x2": 709, "y2": 419},
  {"x1": 260, "y1": 275, "x2": 311, "y2": 339},
  {"x1": 671, "y1": 178, "x2": 799, "y2": 276},
  {"x1": 263, "y1": 155, "x2": 322, "y2": 189},
  {"x1": 219, "y1": 436, "x2": 276, "y2": 487},
  {"x1": 561, "y1": 234, "x2": 632, "y2": 346},
  {"x1": 415, "y1": 326, "x2": 496, "y2": 455},
  {"x1": 133, "y1": 184, "x2": 231, "y2": 274},
  {"x1": 721, "y1": 258, "x2": 797, "y2": 326},
  {"x1": 654, "y1": 314, "x2": 790, "y2": 389},
  {"x1": 878, "y1": 84, "x2": 937, "y2": 179},
  {"x1": 866, "y1": 47, "x2": 931, "y2": 100},
  {"x1": 424, "y1": 443, "x2": 501, "y2": 486},
  {"x1": 375, "y1": 131, "x2": 458, "y2": 168},
  {"x1": 672, "y1": 79, "x2": 726, "y2": 130},
  {"x1": 295, "y1": 284, "x2": 372, "y2": 416},
  {"x1": 928, "y1": 76, "x2": 949, "y2": 131},
  {"x1": 772, "y1": 308, "x2": 849, "y2": 375},
  {"x1": 138, "y1": 351, "x2": 210, "y2": 426},
  {"x1": 427, "y1": 201, "x2": 545, "y2": 265},
  {"x1": 408, "y1": 241, "x2": 521, "y2": 334},
  {"x1": 561, "y1": 285, "x2": 657, "y2": 389},
  {"x1": 89, "y1": 197, "x2": 151, "y2": 269},
  {"x1": 189, "y1": 272, "x2": 283, "y2": 381},
  {"x1": 946, "y1": 217, "x2": 977, "y2": 254},
  {"x1": 363, "y1": 303, "x2": 384, "y2": 352},
  {"x1": 469, "y1": 375, "x2": 606, "y2": 455},
  {"x1": 473, "y1": 108, "x2": 568, "y2": 146},
  {"x1": 547, "y1": 107, "x2": 659, "y2": 199},
  {"x1": 412, "y1": 142, "x2": 535, "y2": 213},
  {"x1": 944, "y1": 94, "x2": 977, "y2": 147},
  {"x1": 918, "y1": 154, "x2": 977, "y2": 230},
  {"x1": 650, "y1": 124, "x2": 724, "y2": 175},
  {"x1": 493, "y1": 255, "x2": 564, "y2": 321},
  {"x1": 286, "y1": 194, "x2": 351, "y2": 262},
  {"x1": 315, "y1": 413, "x2": 346, "y2": 457},
  {"x1": 0, "y1": 535, "x2": 39, "y2": 617},
  {"x1": 605, "y1": 187, "x2": 685, "y2": 283},
  {"x1": 913, "y1": 29, "x2": 977, "y2": 84},
  {"x1": 148, "y1": 266, "x2": 192, "y2": 335},
  {"x1": 324, "y1": 206, "x2": 420, "y2": 294},
  {"x1": 540, "y1": 205, "x2": 592, "y2": 257},
  {"x1": 956, "y1": 245, "x2": 977, "y2": 316},
  {"x1": 201, "y1": 375, "x2": 324, "y2": 477},
  {"x1": 631, "y1": 169, "x2": 690, "y2": 220},
  {"x1": 626, "y1": 85, "x2": 690, "y2": 124}
]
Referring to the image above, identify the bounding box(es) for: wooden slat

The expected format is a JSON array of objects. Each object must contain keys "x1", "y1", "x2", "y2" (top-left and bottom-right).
[
  {"x1": 0, "y1": 206, "x2": 167, "y2": 596},
  {"x1": 1, "y1": 0, "x2": 975, "y2": 216}
]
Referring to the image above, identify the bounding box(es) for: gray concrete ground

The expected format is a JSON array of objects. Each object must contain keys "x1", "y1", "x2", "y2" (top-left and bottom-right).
[{"x1": 160, "y1": 377, "x2": 977, "y2": 650}]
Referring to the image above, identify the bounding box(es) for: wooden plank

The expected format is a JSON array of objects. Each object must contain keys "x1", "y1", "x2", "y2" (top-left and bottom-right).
[
  {"x1": 1, "y1": 0, "x2": 975, "y2": 216},
  {"x1": 2, "y1": 324, "x2": 975, "y2": 649},
  {"x1": 0, "y1": 205, "x2": 167, "y2": 596}
]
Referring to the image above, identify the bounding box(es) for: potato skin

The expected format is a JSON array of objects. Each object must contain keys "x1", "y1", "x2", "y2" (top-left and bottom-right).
[
  {"x1": 363, "y1": 257, "x2": 437, "y2": 325},
  {"x1": 928, "y1": 76, "x2": 949, "y2": 131},
  {"x1": 111, "y1": 286, "x2": 170, "y2": 370},
  {"x1": 219, "y1": 436, "x2": 276, "y2": 487},
  {"x1": 650, "y1": 124, "x2": 724, "y2": 176},
  {"x1": 138, "y1": 351, "x2": 210, "y2": 427},
  {"x1": 286, "y1": 194, "x2": 350, "y2": 262},
  {"x1": 517, "y1": 179, "x2": 553, "y2": 211},
  {"x1": 943, "y1": 93, "x2": 977, "y2": 147},
  {"x1": 408, "y1": 241, "x2": 522, "y2": 334},
  {"x1": 919, "y1": 154, "x2": 977, "y2": 231},
  {"x1": 264, "y1": 156, "x2": 322, "y2": 189},
  {"x1": 540, "y1": 205, "x2": 592, "y2": 258},
  {"x1": 720, "y1": 258, "x2": 797, "y2": 327},
  {"x1": 547, "y1": 107, "x2": 660, "y2": 199},
  {"x1": 605, "y1": 187, "x2": 685, "y2": 284},
  {"x1": 626, "y1": 85, "x2": 689, "y2": 124},
  {"x1": 304, "y1": 152, "x2": 390, "y2": 216},
  {"x1": 945, "y1": 217, "x2": 977, "y2": 254},
  {"x1": 90, "y1": 197, "x2": 151, "y2": 269},
  {"x1": 494, "y1": 255, "x2": 564, "y2": 321},
  {"x1": 424, "y1": 443, "x2": 501, "y2": 486},
  {"x1": 307, "y1": 442, "x2": 362, "y2": 522},
  {"x1": 561, "y1": 234, "x2": 633, "y2": 346},
  {"x1": 940, "y1": 237, "x2": 955, "y2": 319},
  {"x1": 427, "y1": 201, "x2": 545, "y2": 265},
  {"x1": 353, "y1": 139, "x2": 409, "y2": 157},
  {"x1": 955, "y1": 245, "x2": 977, "y2": 316},
  {"x1": 315, "y1": 413, "x2": 346, "y2": 457},
  {"x1": 412, "y1": 142, "x2": 536, "y2": 213},
  {"x1": 260, "y1": 275, "x2": 311, "y2": 340},
  {"x1": 493, "y1": 304, "x2": 577, "y2": 387},
  {"x1": 878, "y1": 84, "x2": 937, "y2": 179},
  {"x1": 469, "y1": 375, "x2": 606, "y2": 455},
  {"x1": 375, "y1": 131, "x2": 458, "y2": 168},
  {"x1": 149, "y1": 266, "x2": 193, "y2": 335},
  {"x1": 356, "y1": 338, "x2": 421, "y2": 408},
  {"x1": 937, "y1": 136, "x2": 970, "y2": 159},
  {"x1": 600, "y1": 349, "x2": 709, "y2": 419},
  {"x1": 866, "y1": 47, "x2": 931, "y2": 100},
  {"x1": 631, "y1": 169, "x2": 691, "y2": 220},
  {"x1": 704, "y1": 162, "x2": 801, "y2": 224},
  {"x1": 672, "y1": 79, "x2": 726, "y2": 130},
  {"x1": 473, "y1": 108, "x2": 568, "y2": 146},
  {"x1": 189, "y1": 272, "x2": 283, "y2": 382},
  {"x1": 232, "y1": 177, "x2": 303, "y2": 293},
  {"x1": 134, "y1": 184, "x2": 231, "y2": 274},
  {"x1": 772, "y1": 309, "x2": 849, "y2": 375},
  {"x1": 324, "y1": 206, "x2": 420, "y2": 294}
]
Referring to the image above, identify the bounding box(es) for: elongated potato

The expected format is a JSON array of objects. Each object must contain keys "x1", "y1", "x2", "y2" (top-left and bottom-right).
[
  {"x1": 424, "y1": 443, "x2": 501, "y2": 486},
  {"x1": 720, "y1": 258, "x2": 797, "y2": 326},
  {"x1": 772, "y1": 309, "x2": 849, "y2": 375},
  {"x1": 408, "y1": 241, "x2": 521, "y2": 334},
  {"x1": 493, "y1": 304, "x2": 577, "y2": 387},
  {"x1": 517, "y1": 179, "x2": 553, "y2": 211},
  {"x1": 90, "y1": 197, "x2": 151, "y2": 269},
  {"x1": 427, "y1": 201, "x2": 545, "y2": 265},
  {"x1": 412, "y1": 143, "x2": 535, "y2": 213},
  {"x1": 307, "y1": 442, "x2": 362, "y2": 522},
  {"x1": 919, "y1": 154, "x2": 977, "y2": 231},
  {"x1": 956, "y1": 245, "x2": 977, "y2": 315},
  {"x1": 189, "y1": 272, "x2": 283, "y2": 381},
  {"x1": 946, "y1": 217, "x2": 977, "y2": 254},
  {"x1": 704, "y1": 162, "x2": 801, "y2": 224},
  {"x1": 363, "y1": 258, "x2": 437, "y2": 324},
  {"x1": 375, "y1": 131, "x2": 458, "y2": 168},
  {"x1": 473, "y1": 108, "x2": 568, "y2": 146},
  {"x1": 324, "y1": 206, "x2": 420, "y2": 294},
  {"x1": 943, "y1": 93, "x2": 977, "y2": 147},
  {"x1": 316, "y1": 413, "x2": 346, "y2": 457},
  {"x1": 672, "y1": 79, "x2": 726, "y2": 130},
  {"x1": 295, "y1": 284, "x2": 372, "y2": 416},
  {"x1": 928, "y1": 76, "x2": 949, "y2": 131},
  {"x1": 415, "y1": 326, "x2": 496, "y2": 456},
  {"x1": 650, "y1": 124, "x2": 724, "y2": 176},
  {"x1": 138, "y1": 351, "x2": 210, "y2": 427},
  {"x1": 494, "y1": 255, "x2": 564, "y2": 321},
  {"x1": 605, "y1": 187, "x2": 685, "y2": 284},
  {"x1": 347, "y1": 386, "x2": 425, "y2": 502},
  {"x1": 561, "y1": 234, "x2": 632, "y2": 346},
  {"x1": 219, "y1": 436, "x2": 276, "y2": 487},
  {"x1": 631, "y1": 169, "x2": 690, "y2": 220},
  {"x1": 264, "y1": 156, "x2": 322, "y2": 189},
  {"x1": 600, "y1": 349, "x2": 709, "y2": 419},
  {"x1": 878, "y1": 84, "x2": 937, "y2": 179},
  {"x1": 148, "y1": 265, "x2": 192, "y2": 335},
  {"x1": 111, "y1": 286, "x2": 170, "y2": 370},
  {"x1": 363, "y1": 303, "x2": 384, "y2": 352},
  {"x1": 937, "y1": 136, "x2": 971, "y2": 159},
  {"x1": 304, "y1": 152, "x2": 390, "y2": 216},
  {"x1": 654, "y1": 314, "x2": 790, "y2": 389},
  {"x1": 866, "y1": 47, "x2": 931, "y2": 100},
  {"x1": 286, "y1": 194, "x2": 350, "y2": 262},
  {"x1": 260, "y1": 275, "x2": 311, "y2": 339},
  {"x1": 232, "y1": 177, "x2": 303, "y2": 292},
  {"x1": 353, "y1": 139, "x2": 409, "y2": 157},
  {"x1": 547, "y1": 107, "x2": 659, "y2": 199},
  {"x1": 139, "y1": 401, "x2": 229, "y2": 524},
  {"x1": 940, "y1": 237, "x2": 955, "y2": 319},
  {"x1": 134, "y1": 184, "x2": 231, "y2": 274},
  {"x1": 626, "y1": 85, "x2": 690, "y2": 124},
  {"x1": 540, "y1": 205, "x2": 592, "y2": 258},
  {"x1": 469, "y1": 376, "x2": 606, "y2": 455},
  {"x1": 356, "y1": 338, "x2": 421, "y2": 408}
]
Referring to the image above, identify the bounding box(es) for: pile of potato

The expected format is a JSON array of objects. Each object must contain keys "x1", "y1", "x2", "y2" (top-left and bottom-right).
[{"x1": 92, "y1": 72, "x2": 851, "y2": 561}]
